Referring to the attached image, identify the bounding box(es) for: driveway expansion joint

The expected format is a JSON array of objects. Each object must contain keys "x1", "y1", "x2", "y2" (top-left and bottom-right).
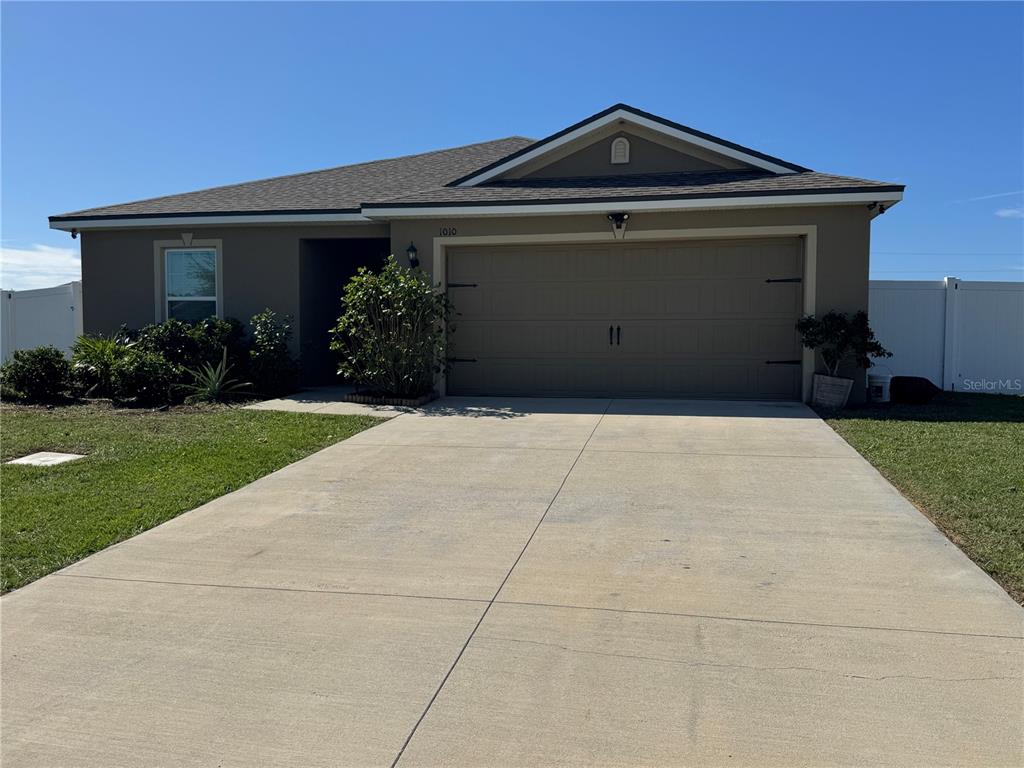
[
  {"x1": 56, "y1": 573, "x2": 492, "y2": 605},
  {"x1": 388, "y1": 398, "x2": 614, "y2": 768},
  {"x1": 472, "y1": 634, "x2": 1023, "y2": 682},
  {"x1": 492, "y1": 599, "x2": 1024, "y2": 641}
]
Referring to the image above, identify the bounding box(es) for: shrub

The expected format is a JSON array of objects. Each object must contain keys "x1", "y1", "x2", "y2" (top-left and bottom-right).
[
  {"x1": 183, "y1": 347, "x2": 252, "y2": 403},
  {"x1": 249, "y1": 309, "x2": 299, "y2": 397},
  {"x1": 796, "y1": 310, "x2": 891, "y2": 377},
  {"x1": 330, "y1": 256, "x2": 452, "y2": 398},
  {"x1": 111, "y1": 349, "x2": 175, "y2": 406},
  {"x1": 71, "y1": 334, "x2": 133, "y2": 397},
  {"x1": 193, "y1": 316, "x2": 249, "y2": 369},
  {"x1": 0, "y1": 346, "x2": 73, "y2": 403}
]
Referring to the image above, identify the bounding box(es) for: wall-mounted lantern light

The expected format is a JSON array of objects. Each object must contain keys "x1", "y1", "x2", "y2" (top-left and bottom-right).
[{"x1": 406, "y1": 242, "x2": 419, "y2": 268}]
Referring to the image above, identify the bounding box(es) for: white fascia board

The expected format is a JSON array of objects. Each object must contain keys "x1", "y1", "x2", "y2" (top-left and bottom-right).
[
  {"x1": 456, "y1": 109, "x2": 798, "y2": 186},
  {"x1": 49, "y1": 212, "x2": 373, "y2": 231},
  {"x1": 363, "y1": 191, "x2": 904, "y2": 219}
]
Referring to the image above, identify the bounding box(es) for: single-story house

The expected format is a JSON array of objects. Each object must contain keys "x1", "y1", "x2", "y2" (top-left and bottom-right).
[{"x1": 50, "y1": 104, "x2": 904, "y2": 401}]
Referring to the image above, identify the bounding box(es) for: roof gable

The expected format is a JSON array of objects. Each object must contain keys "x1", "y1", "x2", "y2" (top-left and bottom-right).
[
  {"x1": 451, "y1": 104, "x2": 809, "y2": 187},
  {"x1": 511, "y1": 127, "x2": 747, "y2": 180}
]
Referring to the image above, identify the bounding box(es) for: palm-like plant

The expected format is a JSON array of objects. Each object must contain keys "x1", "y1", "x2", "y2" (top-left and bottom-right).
[
  {"x1": 71, "y1": 334, "x2": 134, "y2": 397},
  {"x1": 182, "y1": 347, "x2": 252, "y2": 403}
]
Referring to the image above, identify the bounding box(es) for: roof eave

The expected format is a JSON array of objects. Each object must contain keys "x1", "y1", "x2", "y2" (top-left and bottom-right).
[
  {"x1": 361, "y1": 189, "x2": 904, "y2": 220},
  {"x1": 49, "y1": 209, "x2": 373, "y2": 231}
]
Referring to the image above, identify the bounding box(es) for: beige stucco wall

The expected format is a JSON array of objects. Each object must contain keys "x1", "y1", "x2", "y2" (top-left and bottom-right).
[{"x1": 80, "y1": 223, "x2": 388, "y2": 353}]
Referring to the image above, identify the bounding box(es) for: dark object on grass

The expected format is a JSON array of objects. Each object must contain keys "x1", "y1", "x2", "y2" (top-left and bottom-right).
[{"x1": 890, "y1": 376, "x2": 941, "y2": 404}]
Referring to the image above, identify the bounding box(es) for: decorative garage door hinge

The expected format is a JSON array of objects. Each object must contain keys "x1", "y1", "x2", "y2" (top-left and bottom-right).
[
  {"x1": 446, "y1": 357, "x2": 478, "y2": 363},
  {"x1": 764, "y1": 277, "x2": 803, "y2": 283},
  {"x1": 446, "y1": 283, "x2": 478, "y2": 288},
  {"x1": 764, "y1": 359, "x2": 802, "y2": 365}
]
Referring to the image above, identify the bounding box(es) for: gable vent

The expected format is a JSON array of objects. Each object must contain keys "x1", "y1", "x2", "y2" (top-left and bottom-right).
[{"x1": 610, "y1": 137, "x2": 631, "y2": 165}]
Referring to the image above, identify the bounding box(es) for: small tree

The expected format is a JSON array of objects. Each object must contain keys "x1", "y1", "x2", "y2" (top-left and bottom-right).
[
  {"x1": 796, "y1": 310, "x2": 891, "y2": 377},
  {"x1": 330, "y1": 257, "x2": 452, "y2": 398}
]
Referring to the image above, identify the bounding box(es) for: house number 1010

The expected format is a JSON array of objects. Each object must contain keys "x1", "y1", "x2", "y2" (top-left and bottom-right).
[{"x1": 439, "y1": 226, "x2": 458, "y2": 236}]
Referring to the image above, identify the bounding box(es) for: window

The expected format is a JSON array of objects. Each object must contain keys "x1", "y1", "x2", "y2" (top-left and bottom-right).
[
  {"x1": 610, "y1": 137, "x2": 631, "y2": 165},
  {"x1": 165, "y1": 248, "x2": 218, "y2": 322}
]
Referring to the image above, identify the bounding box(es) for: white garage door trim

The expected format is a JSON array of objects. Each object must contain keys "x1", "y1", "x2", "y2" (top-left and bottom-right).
[{"x1": 432, "y1": 225, "x2": 817, "y2": 400}]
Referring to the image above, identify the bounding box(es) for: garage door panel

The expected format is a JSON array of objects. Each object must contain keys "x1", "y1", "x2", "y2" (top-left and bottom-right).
[
  {"x1": 447, "y1": 250, "x2": 491, "y2": 283},
  {"x1": 660, "y1": 282, "x2": 706, "y2": 316},
  {"x1": 712, "y1": 280, "x2": 755, "y2": 315},
  {"x1": 760, "y1": 283, "x2": 803, "y2": 315},
  {"x1": 710, "y1": 362, "x2": 754, "y2": 395},
  {"x1": 447, "y1": 239, "x2": 804, "y2": 399},
  {"x1": 710, "y1": 322, "x2": 755, "y2": 356},
  {"x1": 761, "y1": 243, "x2": 803, "y2": 275},
  {"x1": 757, "y1": 322, "x2": 802, "y2": 357},
  {"x1": 573, "y1": 283, "x2": 621, "y2": 316},
  {"x1": 758, "y1": 364, "x2": 802, "y2": 398},
  {"x1": 578, "y1": 247, "x2": 625, "y2": 280},
  {"x1": 622, "y1": 282, "x2": 660, "y2": 315}
]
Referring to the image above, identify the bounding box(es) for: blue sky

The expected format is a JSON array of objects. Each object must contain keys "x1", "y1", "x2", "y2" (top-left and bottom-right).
[{"x1": 2, "y1": 1, "x2": 1022, "y2": 289}]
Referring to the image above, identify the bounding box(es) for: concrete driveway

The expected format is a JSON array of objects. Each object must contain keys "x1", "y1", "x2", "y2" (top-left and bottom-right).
[{"x1": 3, "y1": 398, "x2": 1022, "y2": 767}]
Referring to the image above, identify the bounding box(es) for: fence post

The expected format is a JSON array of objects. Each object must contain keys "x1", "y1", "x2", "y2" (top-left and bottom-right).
[{"x1": 941, "y1": 276, "x2": 960, "y2": 391}]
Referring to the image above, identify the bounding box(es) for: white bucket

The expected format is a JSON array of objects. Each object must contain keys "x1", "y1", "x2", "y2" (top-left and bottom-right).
[{"x1": 867, "y1": 371, "x2": 892, "y2": 403}]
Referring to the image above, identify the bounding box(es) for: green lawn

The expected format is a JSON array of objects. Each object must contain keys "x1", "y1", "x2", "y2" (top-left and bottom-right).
[
  {"x1": 0, "y1": 403, "x2": 383, "y2": 592},
  {"x1": 824, "y1": 393, "x2": 1024, "y2": 603}
]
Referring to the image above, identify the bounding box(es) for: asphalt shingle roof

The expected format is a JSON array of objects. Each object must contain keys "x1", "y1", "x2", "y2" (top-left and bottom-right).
[
  {"x1": 51, "y1": 137, "x2": 534, "y2": 220},
  {"x1": 362, "y1": 170, "x2": 903, "y2": 208},
  {"x1": 50, "y1": 125, "x2": 902, "y2": 222}
]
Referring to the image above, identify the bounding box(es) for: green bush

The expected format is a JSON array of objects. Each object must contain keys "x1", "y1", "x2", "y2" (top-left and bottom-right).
[
  {"x1": 0, "y1": 346, "x2": 73, "y2": 403},
  {"x1": 111, "y1": 349, "x2": 175, "y2": 406},
  {"x1": 330, "y1": 256, "x2": 452, "y2": 398},
  {"x1": 248, "y1": 309, "x2": 299, "y2": 397},
  {"x1": 796, "y1": 310, "x2": 891, "y2": 377},
  {"x1": 193, "y1": 317, "x2": 249, "y2": 369},
  {"x1": 134, "y1": 316, "x2": 247, "y2": 372},
  {"x1": 71, "y1": 334, "x2": 133, "y2": 397}
]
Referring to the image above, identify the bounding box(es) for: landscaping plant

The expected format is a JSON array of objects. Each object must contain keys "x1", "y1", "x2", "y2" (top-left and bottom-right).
[
  {"x1": 71, "y1": 333, "x2": 134, "y2": 397},
  {"x1": 134, "y1": 316, "x2": 246, "y2": 372},
  {"x1": 183, "y1": 347, "x2": 252, "y2": 403},
  {"x1": 330, "y1": 256, "x2": 452, "y2": 398},
  {"x1": 110, "y1": 349, "x2": 175, "y2": 406},
  {"x1": 0, "y1": 346, "x2": 73, "y2": 403},
  {"x1": 248, "y1": 309, "x2": 299, "y2": 397},
  {"x1": 796, "y1": 310, "x2": 891, "y2": 377}
]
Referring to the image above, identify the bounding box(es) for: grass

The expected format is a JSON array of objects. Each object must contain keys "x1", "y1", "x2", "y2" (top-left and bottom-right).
[
  {"x1": 0, "y1": 403, "x2": 383, "y2": 592},
  {"x1": 824, "y1": 392, "x2": 1024, "y2": 603}
]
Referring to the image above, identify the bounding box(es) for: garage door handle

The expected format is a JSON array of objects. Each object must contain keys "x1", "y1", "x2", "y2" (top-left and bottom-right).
[
  {"x1": 616, "y1": 325, "x2": 621, "y2": 346},
  {"x1": 609, "y1": 325, "x2": 613, "y2": 346}
]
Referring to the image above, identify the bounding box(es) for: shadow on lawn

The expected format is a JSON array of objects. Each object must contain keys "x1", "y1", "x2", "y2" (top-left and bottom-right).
[{"x1": 823, "y1": 392, "x2": 1024, "y2": 424}]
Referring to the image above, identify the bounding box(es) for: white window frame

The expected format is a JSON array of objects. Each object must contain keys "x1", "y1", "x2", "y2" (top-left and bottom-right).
[{"x1": 164, "y1": 247, "x2": 220, "y2": 321}]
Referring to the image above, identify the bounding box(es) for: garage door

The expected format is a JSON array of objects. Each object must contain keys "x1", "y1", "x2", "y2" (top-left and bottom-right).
[{"x1": 446, "y1": 238, "x2": 805, "y2": 399}]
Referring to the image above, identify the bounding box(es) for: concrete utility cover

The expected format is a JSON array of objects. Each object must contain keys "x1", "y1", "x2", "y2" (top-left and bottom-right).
[{"x1": 6, "y1": 451, "x2": 85, "y2": 466}]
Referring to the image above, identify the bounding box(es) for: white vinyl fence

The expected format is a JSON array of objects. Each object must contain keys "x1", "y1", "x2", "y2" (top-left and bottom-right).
[
  {"x1": 869, "y1": 278, "x2": 1024, "y2": 394},
  {"x1": 1, "y1": 281, "x2": 83, "y2": 363}
]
